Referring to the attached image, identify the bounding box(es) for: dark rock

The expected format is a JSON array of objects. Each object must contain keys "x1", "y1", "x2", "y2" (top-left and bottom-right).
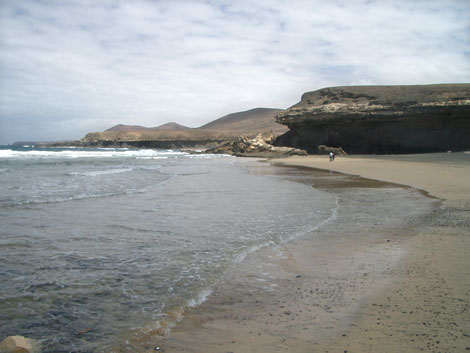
[
  {"x1": 317, "y1": 145, "x2": 347, "y2": 156},
  {"x1": 276, "y1": 84, "x2": 470, "y2": 154}
]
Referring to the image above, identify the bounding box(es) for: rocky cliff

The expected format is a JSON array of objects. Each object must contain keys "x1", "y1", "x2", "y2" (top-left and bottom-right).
[
  {"x1": 80, "y1": 130, "x2": 232, "y2": 149},
  {"x1": 276, "y1": 84, "x2": 470, "y2": 154}
]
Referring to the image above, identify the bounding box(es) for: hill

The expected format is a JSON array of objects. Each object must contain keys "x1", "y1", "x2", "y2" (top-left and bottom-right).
[
  {"x1": 106, "y1": 122, "x2": 190, "y2": 132},
  {"x1": 105, "y1": 124, "x2": 149, "y2": 132},
  {"x1": 82, "y1": 107, "x2": 286, "y2": 148},
  {"x1": 198, "y1": 107, "x2": 286, "y2": 135},
  {"x1": 153, "y1": 122, "x2": 190, "y2": 131},
  {"x1": 104, "y1": 108, "x2": 284, "y2": 135}
]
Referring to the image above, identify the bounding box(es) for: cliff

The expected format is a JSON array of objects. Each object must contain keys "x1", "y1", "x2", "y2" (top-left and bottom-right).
[
  {"x1": 81, "y1": 130, "x2": 232, "y2": 149},
  {"x1": 276, "y1": 84, "x2": 470, "y2": 154}
]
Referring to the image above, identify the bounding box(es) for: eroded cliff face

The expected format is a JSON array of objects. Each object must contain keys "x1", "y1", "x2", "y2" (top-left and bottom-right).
[
  {"x1": 276, "y1": 84, "x2": 470, "y2": 154},
  {"x1": 80, "y1": 130, "x2": 233, "y2": 149}
]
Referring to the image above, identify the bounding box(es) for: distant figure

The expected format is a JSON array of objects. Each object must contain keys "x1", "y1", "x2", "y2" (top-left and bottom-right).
[
  {"x1": 329, "y1": 152, "x2": 333, "y2": 162},
  {"x1": 332, "y1": 152, "x2": 335, "y2": 161}
]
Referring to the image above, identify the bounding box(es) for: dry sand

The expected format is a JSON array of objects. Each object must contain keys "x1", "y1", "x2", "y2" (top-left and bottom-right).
[
  {"x1": 274, "y1": 154, "x2": 470, "y2": 204},
  {"x1": 155, "y1": 153, "x2": 469, "y2": 353}
]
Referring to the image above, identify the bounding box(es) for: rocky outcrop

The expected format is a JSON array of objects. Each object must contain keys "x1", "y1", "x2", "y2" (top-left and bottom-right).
[
  {"x1": 80, "y1": 130, "x2": 233, "y2": 149},
  {"x1": 206, "y1": 133, "x2": 307, "y2": 157},
  {"x1": 276, "y1": 84, "x2": 470, "y2": 154},
  {"x1": 317, "y1": 145, "x2": 347, "y2": 156},
  {"x1": 0, "y1": 336, "x2": 40, "y2": 353}
]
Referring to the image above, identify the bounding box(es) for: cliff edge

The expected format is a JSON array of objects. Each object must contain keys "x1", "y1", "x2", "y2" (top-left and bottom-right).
[{"x1": 276, "y1": 84, "x2": 470, "y2": 154}]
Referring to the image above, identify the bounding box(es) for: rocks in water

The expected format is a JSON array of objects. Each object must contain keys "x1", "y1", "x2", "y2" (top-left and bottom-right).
[
  {"x1": 276, "y1": 84, "x2": 470, "y2": 154},
  {"x1": 0, "y1": 336, "x2": 40, "y2": 353}
]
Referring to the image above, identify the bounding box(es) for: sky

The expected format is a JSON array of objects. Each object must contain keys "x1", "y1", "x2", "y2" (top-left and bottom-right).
[{"x1": 0, "y1": 0, "x2": 469, "y2": 144}]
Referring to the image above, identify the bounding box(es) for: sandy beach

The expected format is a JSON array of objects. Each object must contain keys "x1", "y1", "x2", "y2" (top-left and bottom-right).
[{"x1": 157, "y1": 153, "x2": 470, "y2": 353}]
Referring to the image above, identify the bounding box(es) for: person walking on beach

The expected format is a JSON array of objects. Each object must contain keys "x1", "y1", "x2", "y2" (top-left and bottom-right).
[{"x1": 329, "y1": 152, "x2": 334, "y2": 161}]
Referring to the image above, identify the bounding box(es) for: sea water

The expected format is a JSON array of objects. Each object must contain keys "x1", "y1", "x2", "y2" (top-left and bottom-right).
[{"x1": 0, "y1": 146, "x2": 337, "y2": 352}]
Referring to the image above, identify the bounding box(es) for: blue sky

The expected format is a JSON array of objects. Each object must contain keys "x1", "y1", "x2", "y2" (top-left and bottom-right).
[{"x1": 0, "y1": 0, "x2": 469, "y2": 144}]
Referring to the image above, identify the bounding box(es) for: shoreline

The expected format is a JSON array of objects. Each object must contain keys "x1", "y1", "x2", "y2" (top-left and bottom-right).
[
  {"x1": 271, "y1": 153, "x2": 470, "y2": 352},
  {"x1": 157, "y1": 153, "x2": 469, "y2": 353},
  {"x1": 272, "y1": 153, "x2": 470, "y2": 204}
]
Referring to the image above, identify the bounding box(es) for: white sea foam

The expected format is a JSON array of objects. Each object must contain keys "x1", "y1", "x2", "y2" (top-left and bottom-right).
[
  {"x1": 0, "y1": 148, "x2": 187, "y2": 159},
  {"x1": 69, "y1": 168, "x2": 135, "y2": 177},
  {"x1": 187, "y1": 289, "x2": 213, "y2": 308},
  {"x1": 136, "y1": 156, "x2": 169, "y2": 160}
]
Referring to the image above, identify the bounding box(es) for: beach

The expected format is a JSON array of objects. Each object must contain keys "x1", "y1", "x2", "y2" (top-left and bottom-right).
[
  {"x1": 0, "y1": 147, "x2": 338, "y2": 352},
  {"x1": 160, "y1": 153, "x2": 470, "y2": 353}
]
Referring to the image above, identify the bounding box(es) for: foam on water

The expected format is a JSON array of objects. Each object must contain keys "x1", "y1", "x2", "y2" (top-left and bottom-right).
[
  {"x1": 0, "y1": 147, "x2": 186, "y2": 159},
  {"x1": 68, "y1": 167, "x2": 135, "y2": 177},
  {"x1": 0, "y1": 147, "x2": 338, "y2": 353}
]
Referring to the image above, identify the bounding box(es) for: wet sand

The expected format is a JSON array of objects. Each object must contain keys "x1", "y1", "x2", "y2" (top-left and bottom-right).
[{"x1": 156, "y1": 153, "x2": 470, "y2": 353}]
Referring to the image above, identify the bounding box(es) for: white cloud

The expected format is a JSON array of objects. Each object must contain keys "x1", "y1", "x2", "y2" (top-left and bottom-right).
[{"x1": 0, "y1": 0, "x2": 469, "y2": 143}]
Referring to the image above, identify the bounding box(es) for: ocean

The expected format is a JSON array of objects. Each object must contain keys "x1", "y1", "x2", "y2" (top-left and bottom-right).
[{"x1": 0, "y1": 146, "x2": 338, "y2": 352}]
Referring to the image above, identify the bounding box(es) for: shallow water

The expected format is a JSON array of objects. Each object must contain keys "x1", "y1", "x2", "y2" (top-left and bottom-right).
[{"x1": 0, "y1": 147, "x2": 337, "y2": 352}]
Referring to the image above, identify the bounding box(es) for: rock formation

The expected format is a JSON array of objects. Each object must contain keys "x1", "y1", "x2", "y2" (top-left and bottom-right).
[
  {"x1": 79, "y1": 130, "x2": 232, "y2": 149},
  {"x1": 317, "y1": 145, "x2": 347, "y2": 156},
  {"x1": 0, "y1": 336, "x2": 40, "y2": 353},
  {"x1": 206, "y1": 133, "x2": 307, "y2": 157},
  {"x1": 276, "y1": 84, "x2": 470, "y2": 154}
]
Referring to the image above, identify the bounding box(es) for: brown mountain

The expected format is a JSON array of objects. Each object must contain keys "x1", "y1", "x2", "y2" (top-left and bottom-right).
[
  {"x1": 83, "y1": 107, "x2": 286, "y2": 148},
  {"x1": 198, "y1": 107, "x2": 286, "y2": 135},
  {"x1": 106, "y1": 122, "x2": 190, "y2": 132},
  {"x1": 152, "y1": 122, "x2": 190, "y2": 131},
  {"x1": 105, "y1": 124, "x2": 149, "y2": 132}
]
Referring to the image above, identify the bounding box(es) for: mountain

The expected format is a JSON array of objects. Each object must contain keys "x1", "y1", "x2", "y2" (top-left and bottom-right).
[
  {"x1": 198, "y1": 107, "x2": 286, "y2": 135},
  {"x1": 105, "y1": 124, "x2": 149, "y2": 132},
  {"x1": 152, "y1": 122, "x2": 190, "y2": 131},
  {"x1": 106, "y1": 122, "x2": 190, "y2": 132},
  {"x1": 81, "y1": 107, "x2": 287, "y2": 148},
  {"x1": 104, "y1": 108, "x2": 283, "y2": 135}
]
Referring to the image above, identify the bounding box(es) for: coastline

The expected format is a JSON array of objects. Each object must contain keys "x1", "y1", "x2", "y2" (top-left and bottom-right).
[
  {"x1": 272, "y1": 153, "x2": 470, "y2": 352},
  {"x1": 273, "y1": 153, "x2": 470, "y2": 203},
  {"x1": 157, "y1": 153, "x2": 470, "y2": 353}
]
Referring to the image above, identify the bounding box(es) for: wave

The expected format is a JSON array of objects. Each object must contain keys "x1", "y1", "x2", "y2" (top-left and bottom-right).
[
  {"x1": 67, "y1": 164, "x2": 163, "y2": 177},
  {"x1": 1, "y1": 171, "x2": 175, "y2": 207},
  {"x1": 0, "y1": 148, "x2": 187, "y2": 159},
  {"x1": 2, "y1": 189, "x2": 146, "y2": 207},
  {"x1": 68, "y1": 168, "x2": 135, "y2": 177}
]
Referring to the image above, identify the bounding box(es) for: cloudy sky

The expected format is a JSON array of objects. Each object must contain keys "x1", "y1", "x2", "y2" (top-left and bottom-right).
[{"x1": 0, "y1": 0, "x2": 468, "y2": 144}]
